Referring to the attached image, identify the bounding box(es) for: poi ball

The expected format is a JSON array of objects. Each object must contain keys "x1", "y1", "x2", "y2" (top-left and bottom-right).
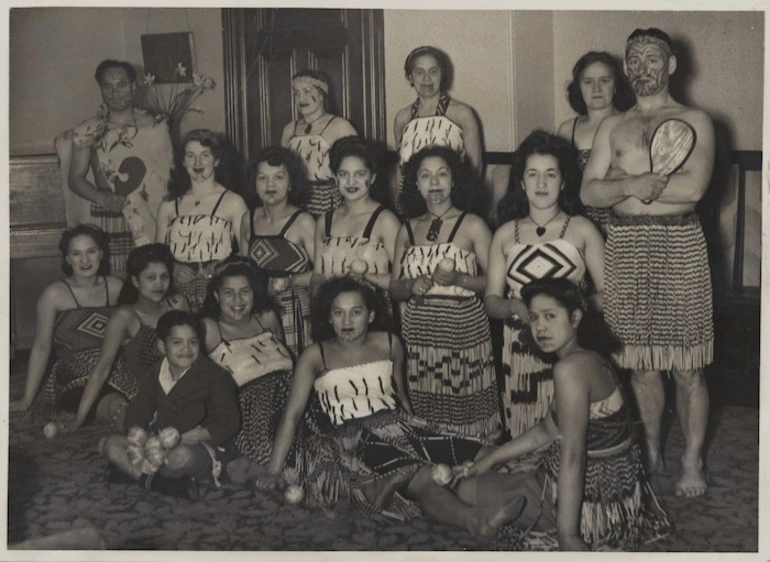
[
  {"x1": 145, "y1": 446, "x2": 168, "y2": 467},
  {"x1": 140, "y1": 458, "x2": 158, "y2": 475},
  {"x1": 43, "y1": 422, "x2": 58, "y2": 440},
  {"x1": 158, "y1": 427, "x2": 181, "y2": 449},
  {"x1": 126, "y1": 444, "x2": 145, "y2": 465},
  {"x1": 349, "y1": 259, "x2": 368, "y2": 275},
  {"x1": 437, "y1": 258, "x2": 455, "y2": 273},
  {"x1": 127, "y1": 426, "x2": 148, "y2": 447},
  {"x1": 431, "y1": 463, "x2": 453, "y2": 487},
  {"x1": 143, "y1": 436, "x2": 163, "y2": 454},
  {"x1": 284, "y1": 484, "x2": 305, "y2": 505},
  {"x1": 272, "y1": 277, "x2": 288, "y2": 292}
]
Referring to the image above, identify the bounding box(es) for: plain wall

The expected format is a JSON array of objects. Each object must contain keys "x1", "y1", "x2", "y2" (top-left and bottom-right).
[{"x1": 10, "y1": 7, "x2": 226, "y2": 156}]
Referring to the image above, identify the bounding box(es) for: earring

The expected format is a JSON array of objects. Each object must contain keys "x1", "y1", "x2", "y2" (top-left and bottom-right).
[{"x1": 560, "y1": 183, "x2": 565, "y2": 191}]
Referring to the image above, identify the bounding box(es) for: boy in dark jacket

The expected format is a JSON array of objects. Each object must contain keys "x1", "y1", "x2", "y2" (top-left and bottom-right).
[{"x1": 101, "y1": 310, "x2": 240, "y2": 499}]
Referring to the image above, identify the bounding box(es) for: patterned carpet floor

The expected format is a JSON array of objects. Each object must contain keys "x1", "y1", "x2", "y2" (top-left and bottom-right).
[{"x1": 6, "y1": 369, "x2": 759, "y2": 552}]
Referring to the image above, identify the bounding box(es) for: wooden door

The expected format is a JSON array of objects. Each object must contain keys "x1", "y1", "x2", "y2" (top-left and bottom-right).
[{"x1": 222, "y1": 8, "x2": 385, "y2": 160}]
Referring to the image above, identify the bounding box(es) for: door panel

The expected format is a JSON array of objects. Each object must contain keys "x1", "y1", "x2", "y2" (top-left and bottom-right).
[{"x1": 222, "y1": 8, "x2": 385, "y2": 160}]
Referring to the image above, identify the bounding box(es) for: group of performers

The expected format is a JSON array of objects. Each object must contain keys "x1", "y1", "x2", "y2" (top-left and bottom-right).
[{"x1": 12, "y1": 26, "x2": 718, "y2": 551}]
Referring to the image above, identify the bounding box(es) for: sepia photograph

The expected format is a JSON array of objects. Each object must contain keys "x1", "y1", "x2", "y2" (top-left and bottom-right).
[{"x1": 4, "y1": 2, "x2": 766, "y2": 558}]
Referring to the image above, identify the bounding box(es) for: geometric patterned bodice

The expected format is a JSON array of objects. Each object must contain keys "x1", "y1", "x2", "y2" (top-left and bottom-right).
[
  {"x1": 247, "y1": 209, "x2": 312, "y2": 276},
  {"x1": 504, "y1": 218, "x2": 586, "y2": 299}
]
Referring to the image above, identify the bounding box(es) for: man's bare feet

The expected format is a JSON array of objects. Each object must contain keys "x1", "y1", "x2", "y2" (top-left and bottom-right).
[
  {"x1": 675, "y1": 465, "x2": 707, "y2": 497},
  {"x1": 360, "y1": 465, "x2": 417, "y2": 509},
  {"x1": 471, "y1": 495, "x2": 527, "y2": 537}
]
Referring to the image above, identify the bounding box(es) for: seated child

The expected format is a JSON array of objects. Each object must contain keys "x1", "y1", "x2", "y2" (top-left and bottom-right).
[{"x1": 100, "y1": 310, "x2": 241, "y2": 500}]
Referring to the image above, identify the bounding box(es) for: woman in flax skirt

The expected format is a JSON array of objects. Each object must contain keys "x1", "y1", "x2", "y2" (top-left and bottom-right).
[{"x1": 390, "y1": 145, "x2": 500, "y2": 439}]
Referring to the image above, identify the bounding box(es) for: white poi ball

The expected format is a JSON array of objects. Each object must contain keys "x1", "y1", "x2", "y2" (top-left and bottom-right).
[
  {"x1": 272, "y1": 277, "x2": 288, "y2": 292},
  {"x1": 349, "y1": 259, "x2": 368, "y2": 274},
  {"x1": 431, "y1": 464, "x2": 453, "y2": 486},
  {"x1": 284, "y1": 484, "x2": 305, "y2": 504},
  {"x1": 43, "y1": 422, "x2": 58, "y2": 440},
  {"x1": 437, "y1": 258, "x2": 455, "y2": 273}
]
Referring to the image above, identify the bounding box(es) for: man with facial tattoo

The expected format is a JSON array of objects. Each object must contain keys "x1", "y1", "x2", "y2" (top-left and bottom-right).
[
  {"x1": 66, "y1": 59, "x2": 174, "y2": 273},
  {"x1": 581, "y1": 28, "x2": 715, "y2": 497}
]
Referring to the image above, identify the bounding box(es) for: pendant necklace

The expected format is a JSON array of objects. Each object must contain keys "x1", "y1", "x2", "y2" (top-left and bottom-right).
[
  {"x1": 426, "y1": 208, "x2": 453, "y2": 242},
  {"x1": 304, "y1": 112, "x2": 327, "y2": 134},
  {"x1": 531, "y1": 211, "x2": 562, "y2": 237}
]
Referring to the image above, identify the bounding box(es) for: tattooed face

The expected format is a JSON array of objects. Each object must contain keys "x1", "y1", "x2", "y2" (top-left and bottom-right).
[
  {"x1": 625, "y1": 38, "x2": 671, "y2": 97},
  {"x1": 99, "y1": 66, "x2": 134, "y2": 112}
]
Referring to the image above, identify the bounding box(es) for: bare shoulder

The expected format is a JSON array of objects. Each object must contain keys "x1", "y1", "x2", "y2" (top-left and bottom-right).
[
  {"x1": 105, "y1": 276, "x2": 124, "y2": 296},
  {"x1": 557, "y1": 119, "x2": 573, "y2": 140},
  {"x1": 328, "y1": 116, "x2": 358, "y2": 141},
  {"x1": 376, "y1": 208, "x2": 401, "y2": 230},
  {"x1": 461, "y1": 212, "x2": 491, "y2": 234},
  {"x1": 295, "y1": 210, "x2": 317, "y2": 229},
  {"x1": 297, "y1": 341, "x2": 324, "y2": 373},
  {"x1": 447, "y1": 98, "x2": 475, "y2": 118},
  {"x1": 394, "y1": 106, "x2": 411, "y2": 137},
  {"x1": 257, "y1": 308, "x2": 282, "y2": 329},
  {"x1": 167, "y1": 293, "x2": 189, "y2": 311},
  {"x1": 567, "y1": 214, "x2": 600, "y2": 236}
]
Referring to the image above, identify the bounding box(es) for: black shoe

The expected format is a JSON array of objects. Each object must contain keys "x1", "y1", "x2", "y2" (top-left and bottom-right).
[
  {"x1": 140, "y1": 472, "x2": 200, "y2": 501},
  {"x1": 105, "y1": 465, "x2": 136, "y2": 485}
]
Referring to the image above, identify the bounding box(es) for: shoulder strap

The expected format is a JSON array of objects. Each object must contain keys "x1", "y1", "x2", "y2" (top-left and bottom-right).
[
  {"x1": 405, "y1": 219, "x2": 415, "y2": 246},
  {"x1": 437, "y1": 93, "x2": 451, "y2": 116},
  {"x1": 387, "y1": 332, "x2": 393, "y2": 358},
  {"x1": 319, "y1": 115, "x2": 337, "y2": 135},
  {"x1": 324, "y1": 210, "x2": 334, "y2": 238},
  {"x1": 409, "y1": 98, "x2": 420, "y2": 120},
  {"x1": 211, "y1": 191, "x2": 228, "y2": 216},
  {"x1": 318, "y1": 342, "x2": 327, "y2": 370},
  {"x1": 249, "y1": 207, "x2": 256, "y2": 239},
  {"x1": 559, "y1": 215, "x2": 571, "y2": 239},
  {"x1": 174, "y1": 197, "x2": 180, "y2": 216},
  {"x1": 571, "y1": 117, "x2": 578, "y2": 146},
  {"x1": 253, "y1": 313, "x2": 266, "y2": 332},
  {"x1": 279, "y1": 209, "x2": 303, "y2": 237},
  {"x1": 362, "y1": 205, "x2": 386, "y2": 239},
  {"x1": 514, "y1": 219, "x2": 520, "y2": 245},
  {"x1": 447, "y1": 212, "x2": 467, "y2": 243},
  {"x1": 62, "y1": 279, "x2": 81, "y2": 308},
  {"x1": 103, "y1": 276, "x2": 110, "y2": 306}
]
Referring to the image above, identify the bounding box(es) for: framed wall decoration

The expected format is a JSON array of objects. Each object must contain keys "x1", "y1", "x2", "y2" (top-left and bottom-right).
[{"x1": 141, "y1": 32, "x2": 195, "y2": 83}]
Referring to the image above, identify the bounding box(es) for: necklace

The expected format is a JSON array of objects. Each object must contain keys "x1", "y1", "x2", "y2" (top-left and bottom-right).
[
  {"x1": 530, "y1": 211, "x2": 562, "y2": 237},
  {"x1": 426, "y1": 208, "x2": 453, "y2": 242},
  {"x1": 303, "y1": 112, "x2": 328, "y2": 134}
]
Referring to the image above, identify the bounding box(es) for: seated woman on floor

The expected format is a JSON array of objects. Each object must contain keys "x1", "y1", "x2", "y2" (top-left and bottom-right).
[
  {"x1": 11, "y1": 224, "x2": 123, "y2": 415},
  {"x1": 257, "y1": 277, "x2": 526, "y2": 538},
  {"x1": 467, "y1": 278, "x2": 671, "y2": 551},
  {"x1": 200, "y1": 257, "x2": 294, "y2": 469},
  {"x1": 58, "y1": 244, "x2": 189, "y2": 433},
  {"x1": 100, "y1": 310, "x2": 240, "y2": 500}
]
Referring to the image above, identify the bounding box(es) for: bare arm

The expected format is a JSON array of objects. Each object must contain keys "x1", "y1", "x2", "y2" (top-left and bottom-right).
[
  {"x1": 470, "y1": 414, "x2": 557, "y2": 475},
  {"x1": 483, "y1": 225, "x2": 528, "y2": 321},
  {"x1": 224, "y1": 192, "x2": 248, "y2": 246},
  {"x1": 292, "y1": 212, "x2": 317, "y2": 288},
  {"x1": 363, "y1": 210, "x2": 401, "y2": 291},
  {"x1": 390, "y1": 334, "x2": 412, "y2": 415},
  {"x1": 389, "y1": 224, "x2": 425, "y2": 301},
  {"x1": 556, "y1": 119, "x2": 573, "y2": 142},
  {"x1": 574, "y1": 217, "x2": 605, "y2": 311},
  {"x1": 280, "y1": 122, "x2": 294, "y2": 148},
  {"x1": 68, "y1": 143, "x2": 115, "y2": 209},
  {"x1": 580, "y1": 116, "x2": 667, "y2": 208},
  {"x1": 155, "y1": 200, "x2": 173, "y2": 244},
  {"x1": 453, "y1": 102, "x2": 483, "y2": 178},
  {"x1": 238, "y1": 208, "x2": 252, "y2": 257},
  {"x1": 11, "y1": 285, "x2": 60, "y2": 410},
  {"x1": 392, "y1": 109, "x2": 411, "y2": 209},
  {"x1": 553, "y1": 360, "x2": 590, "y2": 550},
  {"x1": 267, "y1": 345, "x2": 322, "y2": 475}
]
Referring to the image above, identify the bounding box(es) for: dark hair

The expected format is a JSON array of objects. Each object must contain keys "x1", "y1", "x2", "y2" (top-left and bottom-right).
[
  {"x1": 399, "y1": 146, "x2": 479, "y2": 218},
  {"x1": 292, "y1": 69, "x2": 338, "y2": 114},
  {"x1": 157, "y1": 310, "x2": 203, "y2": 343},
  {"x1": 311, "y1": 277, "x2": 390, "y2": 342},
  {"x1": 626, "y1": 28, "x2": 674, "y2": 57},
  {"x1": 117, "y1": 244, "x2": 175, "y2": 305},
  {"x1": 566, "y1": 51, "x2": 635, "y2": 115},
  {"x1": 329, "y1": 136, "x2": 387, "y2": 205},
  {"x1": 404, "y1": 46, "x2": 451, "y2": 91},
  {"x1": 521, "y1": 278, "x2": 621, "y2": 356},
  {"x1": 94, "y1": 59, "x2": 136, "y2": 84},
  {"x1": 497, "y1": 130, "x2": 583, "y2": 224},
  {"x1": 248, "y1": 146, "x2": 309, "y2": 208},
  {"x1": 168, "y1": 129, "x2": 236, "y2": 199},
  {"x1": 59, "y1": 224, "x2": 110, "y2": 276},
  {"x1": 198, "y1": 256, "x2": 277, "y2": 319}
]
